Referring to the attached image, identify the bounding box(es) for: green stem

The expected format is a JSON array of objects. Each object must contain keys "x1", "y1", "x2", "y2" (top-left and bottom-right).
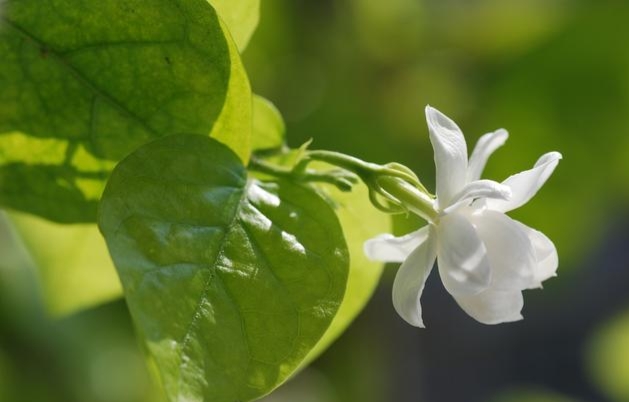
[
  {"x1": 250, "y1": 149, "x2": 436, "y2": 221},
  {"x1": 248, "y1": 157, "x2": 358, "y2": 191},
  {"x1": 302, "y1": 151, "x2": 382, "y2": 177},
  {"x1": 248, "y1": 156, "x2": 292, "y2": 178},
  {"x1": 303, "y1": 150, "x2": 429, "y2": 194}
]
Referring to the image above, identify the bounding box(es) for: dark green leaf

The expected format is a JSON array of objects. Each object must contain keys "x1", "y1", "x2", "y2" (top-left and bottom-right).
[
  {"x1": 99, "y1": 134, "x2": 348, "y2": 402},
  {"x1": 0, "y1": 0, "x2": 251, "y2": 223},
  {"x1": 251, "y1": 154, "x2": 390, "y2": 366}
]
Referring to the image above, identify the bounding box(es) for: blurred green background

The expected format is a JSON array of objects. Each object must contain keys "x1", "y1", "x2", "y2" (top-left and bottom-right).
[{"x1": 3, "y1": 0, "x2": 629, "y2": 401}]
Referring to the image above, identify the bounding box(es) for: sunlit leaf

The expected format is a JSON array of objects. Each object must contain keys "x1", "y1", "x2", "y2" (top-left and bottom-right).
[
  {"x1": 252, "y1": 152, "x2": 390, "y2": 365},
  {"x1": 209, "y1": 0, "x2": 260, "y2": 52},
  {"x1": 252, "y1": 95, "x2": 286, "y2": 151},
  {"x1": 0, "y1": 0, "x2": 251, "y2": 223},
  {"x1": 99, "y1": 135, "x2": 348, "y2": 402},
  {"x1": 209, "y1": 16, "x2": 252, "y2": 163},
  {"x1": 7, "y1": 211, "x2": 122, "y2": 316},
  {"x1": 303, "y1": 172, "x2": 389, "y2": 364}
]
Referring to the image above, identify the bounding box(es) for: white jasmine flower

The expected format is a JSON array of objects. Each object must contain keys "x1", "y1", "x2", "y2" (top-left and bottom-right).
[{"x1": 364, "y1": 106, "x2": 562, "y2": 327}]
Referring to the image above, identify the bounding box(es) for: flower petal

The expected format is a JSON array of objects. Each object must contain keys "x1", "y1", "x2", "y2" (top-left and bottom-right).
[
  {"x1": 470, "y1": 210, "x2": 536, "y2": 290},
  {"x1": 486, "y1": 151, "x2": 562, "y2": 213},
  {"x1": 453, "y1": 288, "x2": 524, "y2": 325},
  {"x1": 513, "y1": 221, "x2": 558, "y2": 286},
  {"x1": 443, "y1": 179, "x2": 511, "y2": 214},
  {"x1": 437, "y1": 212, "x2": 491, "y2": 296},
  {"x1": 467, "y1": 129, "x2": 509, "y2": 182},
  {"x1": 392, "y1": 228, "x2": 437, "y2": 327},
  {"x1": 425, "y1": 106, "x2": 468, "y2": 207},
  {"x1": 364, "y1": 226, "x2": 429, "y2": 263}
]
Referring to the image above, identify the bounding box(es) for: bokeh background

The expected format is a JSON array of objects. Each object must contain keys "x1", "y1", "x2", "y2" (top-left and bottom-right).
[{"x1": 3, "y1": 0, "x2": 629, "y2": 401}]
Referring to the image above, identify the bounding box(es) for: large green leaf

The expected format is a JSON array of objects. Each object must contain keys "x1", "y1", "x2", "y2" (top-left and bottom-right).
[
  {"x1": 251, "y1": 154, "x2": 390, "y2": 366},
  {"x1": 209, "y1": 0, "x2": 260, "y2": 52},
  {"x1": 0, "y1": 0, "x2": 251, "y2": 223},
  {"x1": 99, "y1": 135, "x2": 349, "y2": 402}
]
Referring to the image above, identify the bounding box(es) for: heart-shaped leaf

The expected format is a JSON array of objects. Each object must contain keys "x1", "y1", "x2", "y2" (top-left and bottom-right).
[
  {"x1": 99, "y1": 134, "x2": 348, "y2": 402},
  {"x1": 0, "y1": 0, "x2": 251, "y2": 223},
  {"x1": 251, "y1": 155, "x2": 391, "y2": 366}
]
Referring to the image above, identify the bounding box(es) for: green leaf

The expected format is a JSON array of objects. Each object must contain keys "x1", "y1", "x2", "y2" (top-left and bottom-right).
[
  {"x1": 252, "y1": 95, "x2": 286, "y2": 151},
  {"x1": 0, "y1": 0, "x2": 251, "y2": 223},
  {"x1": 209, "y1": 0, "x2": 260, "y2": 52},
  {"x1": 252, "y1": 155, "x2": 390, "y2": 365},
  {"x1": 7, "y1": 211, "x2": 122, "y2": 316},
  {"x1": 250, "y1": 152, "x2": 390, "y2": 366},
  {"x1": 99, "y1": 135, "x2": 349, "y2": 402},
  {"x1": 209, "y1": 16, "x2": 252, "y2": 163},
  {"x1": 303, "y1": 177, "x2": 389, "y2": 364}
]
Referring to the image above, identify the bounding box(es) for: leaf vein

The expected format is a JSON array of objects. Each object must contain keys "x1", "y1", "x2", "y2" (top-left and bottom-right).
[
  {"x1": 175, "y1": 180, "x2": 249, "y2": 396},
  {"x1": 2, "y1": 17, "x2": 160, "y2": 139},
  {"x1": 238, "y1": 214, "x2": 301, "y2": 361},
  {"x1": 58, "y1": 38, "x2": 185, "y2": 57}
]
